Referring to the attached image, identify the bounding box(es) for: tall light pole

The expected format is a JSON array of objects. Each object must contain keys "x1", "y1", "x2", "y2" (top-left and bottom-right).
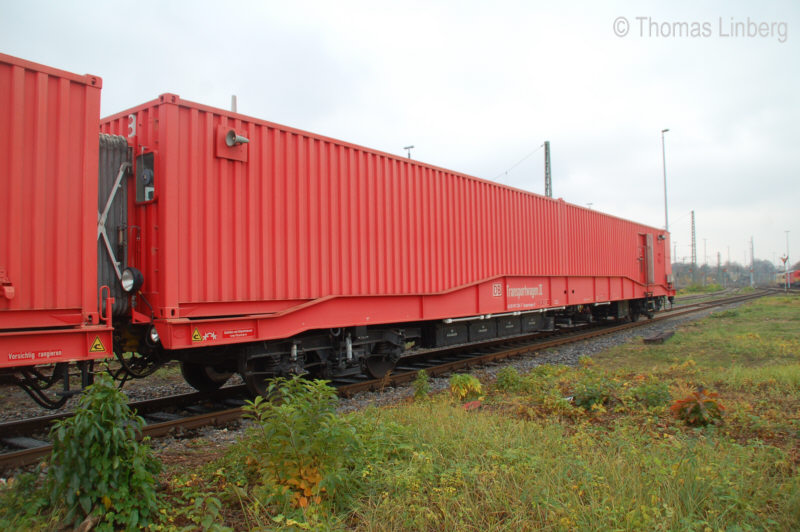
[
  {"x1": 786, "y1": 230, "x2": 791, "y2": 292},
  {"x1": 661, "y1": 128, "x2": 670, "y2": 232},
  {"x1": 404, "y1": 145, "x2": 414, "y2": 159},
  {"x1": 786, "y1": 230, "x2": 790, "y2": 265}
]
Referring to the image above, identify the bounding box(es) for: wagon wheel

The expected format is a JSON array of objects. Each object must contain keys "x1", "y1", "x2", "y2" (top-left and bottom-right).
[
  {"x1": 628, "y1": 305, "x2": 641, "y2": 323},
  {"x1": 363, "y1": 342, "x2": 399, "y2": 379},
  {"x1": 303, "y1": 350, "x2": 331, "y2": 380},
  {"x1": 180, "y1": 361, "x2": 233, "y2": 392},
  {"x1": 240, "y1": 356, "x2": 273, "y2": 397}
]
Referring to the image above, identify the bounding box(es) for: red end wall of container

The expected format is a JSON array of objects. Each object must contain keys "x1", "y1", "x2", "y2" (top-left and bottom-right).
[
  {"x1": 0, "y1": 54, "x2": 111, "y2": 368},
  {"x1": 101, "y1": 95, "x2": 673, "y2": 348}
]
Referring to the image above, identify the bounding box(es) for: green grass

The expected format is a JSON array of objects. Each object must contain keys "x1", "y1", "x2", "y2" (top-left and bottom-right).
[
  {"x1": 595, "y1": 295, "x2": 800, "y2": 373},
  {"x1": 719, "y1": 363, "x2": 800, "y2": 391},
  {"x1": 350, "y1": 401, "x2": 799, "y2": 531},
  {"x1": 677, "y1": 283, "x2": 723, "y2": 295}
]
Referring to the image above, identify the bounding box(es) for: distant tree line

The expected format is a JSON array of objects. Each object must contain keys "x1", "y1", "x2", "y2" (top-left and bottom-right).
[{"x1": 671, "y1": 259, "x2": 779, "y2": 288}]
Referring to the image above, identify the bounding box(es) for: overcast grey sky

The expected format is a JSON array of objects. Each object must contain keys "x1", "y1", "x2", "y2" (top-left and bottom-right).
[{"x1": 2, "y1": 0, "x2": 798, "y2": 267}]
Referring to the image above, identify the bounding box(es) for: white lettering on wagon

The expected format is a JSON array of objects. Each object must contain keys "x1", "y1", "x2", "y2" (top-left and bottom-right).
[
  {"x1": 506, "y1": 284, "x2": 544, "y2": 298},
  {"x1": 223, "y1": 328, "x2": 255, "y2": 339},
  {"x1": 7, "y1": 349, "x2": 64, "y2": 362},
  {"x1": 8, "y1": 351, "x2": 35, "y2": 361},
  {"x1": 37, "y1": 350, "x2": 63, "y2": 359}
]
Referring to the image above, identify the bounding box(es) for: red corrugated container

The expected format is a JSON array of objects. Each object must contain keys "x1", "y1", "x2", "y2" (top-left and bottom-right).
[
  {"x1": 101, "y1": 94, "x2": 673, "y2": 349},
  {"x1": 0, "y1": 53, "x2": 112, "y2": 368}
]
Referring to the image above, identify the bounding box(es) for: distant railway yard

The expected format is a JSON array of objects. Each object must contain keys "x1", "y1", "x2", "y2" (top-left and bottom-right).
[{"x1": 2, "y1": 289, "x2": 798, "y2": 530}]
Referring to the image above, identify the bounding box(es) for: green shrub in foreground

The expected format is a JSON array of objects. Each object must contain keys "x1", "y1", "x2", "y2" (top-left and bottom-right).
[
  {"x1": 47, "y1": 372, "x2": 161, "y2": 530},
  {"x1": 412, "y1": 369, "x2": 430, "y2": 400},
  {"x1": 494, "y1": 366, "x2": 523, "y2": 392},
  {"x1": 241, "y1": 377, "x2": 362, "y2": 510},
  {"x1": 0, "y1": 466, "x2": 54, "y2": 531},
  {"x1": 235, "y1": 377, "x2": 408, "y2": 528},
  {"x1": 572, "y1": 370, "x2": 618, "y2": 410},
  {"x1": 449, "y1": 373, "x2": 483, "y2": 401},
  {"x1": 630, "y1": 379, "x2": 672, "y2": 408}
]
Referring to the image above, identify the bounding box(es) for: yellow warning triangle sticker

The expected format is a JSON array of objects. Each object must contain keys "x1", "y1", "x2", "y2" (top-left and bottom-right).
[
  {"x1": 89, "y1": 336, "x2": 106, "y2": 352},
  {"x1": 191, "y1": 328, "x2": 203, "y2": 342}
]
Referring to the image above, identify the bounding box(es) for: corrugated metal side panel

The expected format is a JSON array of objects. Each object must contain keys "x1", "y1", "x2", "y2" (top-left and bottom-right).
[
  {"x1": 101, "y1": 96, "x2": 666, "y2": 316},
  {"x1": 0, "y1": 54, "x2": 101, "y2": 325},
  {"x1": 97, "y1": 134, "x2": 130, "y2": 315}
]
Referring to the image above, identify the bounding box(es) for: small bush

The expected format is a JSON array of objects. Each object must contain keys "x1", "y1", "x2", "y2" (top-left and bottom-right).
[
  {"x1": 449, "y1": 374, "x2": 483, "y2": 401},
  {"x1": 529, "y1": 364, "x2": 568, "y2": 378},
  {"x1": 670, "y1": 388, "x2": 725, "y2": 426},
  {"x1": 0, "y1": 468, "x2": 54, "y2": 530},
  {"x1": 712, "y1": 309, "x2": 739, "y2": 319},
  {"x1": 242, "y1": 377, "x2": 362, "y2": 510},
  {"x1": 630, "y1": 380, "x2": 671, "y2": 408},
  {"x1": 572, "y1": 371, "x2": 617, "y2": 410},
  {"x1": 47, "y1": 372, "x2": 161, "y2": 531},
  {"x1": 514, "y1": 365, "x2": 573, "y2": 414},
  {"x1": 494, "y1": 366, "x2": 522, "y2": 392},
  {"x1": 412, "y1": 370, "x2": 430, "y2": 400},
  {"x1": 168, "y1": 494, "x2": 233, "y2": 532}
]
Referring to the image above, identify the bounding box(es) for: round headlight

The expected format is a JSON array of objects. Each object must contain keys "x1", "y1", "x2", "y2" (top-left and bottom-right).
[
  {"x1": 148, "y1": 325, "x2": 160, "y2": 344},
  {"x1": 121, "y1": 267, "x2": 144, "y2": 293}
]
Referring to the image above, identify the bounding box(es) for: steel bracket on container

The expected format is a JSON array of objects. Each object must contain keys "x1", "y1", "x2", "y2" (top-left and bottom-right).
[
  {"x1": 0, "y1": 269, "x2": 14, "y2": 300},
  {"x1": 215, "y1": 125, "x2": 249, "y2": 162}
]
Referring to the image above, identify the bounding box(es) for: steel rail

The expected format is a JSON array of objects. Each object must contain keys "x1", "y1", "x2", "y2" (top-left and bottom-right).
[{"x1": 0, "y1": 385, "x2": 247, "y2": 440}]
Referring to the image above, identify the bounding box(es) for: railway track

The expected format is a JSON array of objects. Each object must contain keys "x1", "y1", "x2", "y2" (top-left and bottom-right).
[
  {"x1": 0, "y1": 289, "x2": 772, "y2": 471},
  {"x1": 672, "y1": 289, "x2": 733, "y2": 303},
  {"x1": 766, "y1": 286, "x2": 800, "y2": 295}
]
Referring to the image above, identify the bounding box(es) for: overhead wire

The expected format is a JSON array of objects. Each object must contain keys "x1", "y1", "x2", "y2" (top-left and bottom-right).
[{"x1": 493, "y1": 143, "x2": 544, "y2": 181}]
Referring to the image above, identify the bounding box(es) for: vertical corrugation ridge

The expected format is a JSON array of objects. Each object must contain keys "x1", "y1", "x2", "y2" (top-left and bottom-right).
[
  {"x1": 236, "y1": 120, "x2": 247, "y2": 300},
  {"x1": 366, "y1": 152, "x2": 376, "y2": 294},
  {"x1": 259, "y1": 125, "x2": 269, "y2": 299},
  {"x1": 202, "y1": 111, "x2": 215, "y2": 301},
  {"x1": 359, "y1": 150, "x2": 368, "y2": 294},
  {"x1": 403, "y1": 160, "x2": 413, "y2": 293},
  {"x1": 327, "y1": 142, "x2": 339, "y2": 295},
  {"x1": 308, "y1": 137, "x2": 319, "y2": 298},
  {"x1": 186, "y1": 108, "x2": 198, "y2": 302},
  {"x1": 53, "y1": 77, "x2": 69, "y2": 308},
  {"x1": 288, "y1": 132, "x2": 299, "y2": 299},
  {"x1": 375, "y1": 155, "x2": 385, "y2": 294},
  {"x1": 30, "y1": 72, "x2": 46, "y2": 307}
]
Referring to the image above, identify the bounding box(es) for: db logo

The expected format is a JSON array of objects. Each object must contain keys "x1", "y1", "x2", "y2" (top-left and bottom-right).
[{"x1": 492, "y1": 283, "x2": 503, "y2": 297}]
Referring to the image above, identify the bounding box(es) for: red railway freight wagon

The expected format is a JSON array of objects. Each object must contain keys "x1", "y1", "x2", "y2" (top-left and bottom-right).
[
  {"x1": 0, "y1": 54, "x2": 113, "y2": 403},
  {"x1": 101, "y1": 93, "x2": 674, "y2": 393}
]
